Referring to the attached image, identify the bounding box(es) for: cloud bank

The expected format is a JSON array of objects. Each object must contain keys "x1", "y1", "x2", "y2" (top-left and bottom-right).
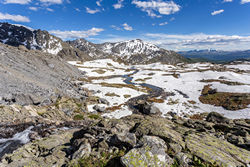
[{"x1": 49, "y1": 28, "x2": 104, "y2": 40}]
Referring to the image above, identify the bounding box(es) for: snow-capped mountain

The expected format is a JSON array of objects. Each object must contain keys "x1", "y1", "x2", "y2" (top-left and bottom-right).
[
  {"x1": 0, "y1": 22, "x2": 91, "y2": 60},
  {"x1": 0, "y1": 22, "x2": 62, "y2": 55},
  {"x1": 68, "y1": 39, "x2": 186, "y2": 64}
]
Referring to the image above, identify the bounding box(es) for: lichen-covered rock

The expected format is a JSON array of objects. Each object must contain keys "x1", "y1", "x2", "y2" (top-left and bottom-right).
[
  {"x1": 186, "y1": 133, "x2": 250, "y2": 167},
  {"x1": 132, "y1": 117, "x2": 185, "y2": 147},
  {"x1": 121, "y1": 135, "x2": 173, "y2": 167}
]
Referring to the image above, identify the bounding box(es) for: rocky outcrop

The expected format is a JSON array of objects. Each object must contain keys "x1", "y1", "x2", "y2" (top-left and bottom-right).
[{"x1": 1, "y1": 112, "x2": 249, "y2": 167}]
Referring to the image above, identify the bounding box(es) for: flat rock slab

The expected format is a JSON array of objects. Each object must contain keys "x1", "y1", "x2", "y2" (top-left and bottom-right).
[{"x1": 186, "y1": 133, "x2": 250, "y2": 167}]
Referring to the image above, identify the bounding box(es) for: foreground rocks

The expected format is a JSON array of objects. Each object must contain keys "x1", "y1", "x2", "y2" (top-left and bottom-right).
[{"x1": 1, "y1": 111, "x2": 249, "y2": 167}]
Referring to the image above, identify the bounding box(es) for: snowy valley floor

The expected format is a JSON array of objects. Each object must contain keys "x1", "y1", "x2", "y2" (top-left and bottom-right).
[{"x1": 68, "y1": 59, "x2": 250, "y2": 119}]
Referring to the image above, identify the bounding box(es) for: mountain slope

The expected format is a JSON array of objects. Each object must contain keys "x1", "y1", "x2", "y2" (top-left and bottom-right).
[
  {"x1": 0, "y1": 42, "x2": 86, "y2": 106},
  {"x1": 0, "y1": 22, "x2": 91, "y2": 61},
  {"x1": 68, "y1": 39, "x2": 187, "y2": 64}
]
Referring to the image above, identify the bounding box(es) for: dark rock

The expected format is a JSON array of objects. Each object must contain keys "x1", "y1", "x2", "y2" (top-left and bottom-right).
[
  {"x1": 206, "y1": 112, "x2": 230, "y2": 124},
  {"x1": 108, "y1": 132, "x2": 136, "y2": 149},
  {"x1": 98, "y1": 98, "x2": 110, "y2": 105},
  {"x1": 136, "y1": 100, "x2": 160, "y2": 115},
  {"x1": 93, "y1": 105, "x2": 106, "y2": 113}
]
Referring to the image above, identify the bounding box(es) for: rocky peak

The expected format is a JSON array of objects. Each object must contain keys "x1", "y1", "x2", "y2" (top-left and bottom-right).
[
  {"x1": 0, "y1": 22, "x2": 63, "y2": 55},
  {"x1": 107, "y1": 39, "x2": 161, "y2": 57}
]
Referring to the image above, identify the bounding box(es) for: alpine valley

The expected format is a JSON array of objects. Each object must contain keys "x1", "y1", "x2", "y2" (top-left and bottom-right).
[{"x1": 0, "y1": 23, "x2": 249, "y2": 167}]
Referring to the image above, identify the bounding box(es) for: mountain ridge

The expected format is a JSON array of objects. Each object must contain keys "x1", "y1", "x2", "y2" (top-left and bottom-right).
[
  {"x1": 67, "y1": 38, "x2": 187, "y2": 64},
  {"x1": 0, "y1": 22, "x2": 186, "y2": 65}
]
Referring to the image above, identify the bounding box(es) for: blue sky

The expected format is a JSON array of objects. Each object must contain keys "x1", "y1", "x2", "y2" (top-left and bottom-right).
[{"x1": 0, "y1": 0, "x2": 250, "y2": 51}]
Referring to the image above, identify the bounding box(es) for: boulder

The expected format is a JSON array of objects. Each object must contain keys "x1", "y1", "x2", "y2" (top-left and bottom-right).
[
  {"x1": 136, "y1": 100, "x2": 160, "y2": 115},
  {"x1": 121, "y1": 135, "x2": 173, "y2": 167},
  {"x1": 108, "y1": 132, "x2": 137, "y2": 149}
]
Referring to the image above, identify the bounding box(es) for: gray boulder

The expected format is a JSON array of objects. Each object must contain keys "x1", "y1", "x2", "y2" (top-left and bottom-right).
[{"x1": 121, "y1": 135, "x2": 173, "y2": 167}]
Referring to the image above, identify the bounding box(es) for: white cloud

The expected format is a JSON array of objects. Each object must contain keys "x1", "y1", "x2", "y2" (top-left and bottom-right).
[
  {"x1": 39, "y1": 0, "x2": 63, "y2": 4},
  {"x1": 144, "y1": 33, "x2": 250, "y2": 51},
  {"x1": 122, "y1": 23, "x2": 133, "y2": 31},
  {"x1": 46, "y1": 7, "x2": 54, "y2": 11},
  {"x1": 223, "y1": 0, "x2": 232, "y2": 2},
  {"x1": 96, "y1": 0, "x2": 102, "y2": 6},
  {"x1": 49, "y1": 28, "x2": 104, "y2": 40},
  {"x1": 29, "y1": 6, "x2": 38, "y2": 11},
  {"x1": 132, "y1": 0, "x2": 180, "y2": 18},
  {"x1": 159, "y1": 21, "x2": 168, "y2": 26},
  {"x1": 113, "y1": 0, "x2": 124, "y2": 9},
  {"x1": 241, "y1": 0, "x2": 250, "y2": 4},
  {"x1": 0, "y1": 12, "x2": 30, "y2": 22},
  {"x1": 3, "y1": 0, "x2": 31, "y2": 4},
  {"x1": 75, "y1": 8, "x2": 80, "y2": 12},
  {"x1": 85, "y1": 7, "x2": 100, "y2": 14},
  {"x1": 111, "y1": 25, "x2": 122, "y2": 31},
  {"x1": 211, "y1": 9, "x2": 224, "y2": 15}
]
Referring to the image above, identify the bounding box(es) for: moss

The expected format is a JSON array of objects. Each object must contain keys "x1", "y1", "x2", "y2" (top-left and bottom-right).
[
  {"x1": 73, "y1": 114, "x2": 84, "y2": 120},
  {"x1": 88, "y1": 114, "x2": 101, "y2": 120}
]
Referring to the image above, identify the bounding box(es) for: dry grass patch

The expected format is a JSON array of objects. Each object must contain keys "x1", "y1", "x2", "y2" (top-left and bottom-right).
[
  {"x1": 123, "y1": 94, "x2": 131, "y2": 98},
  {"x1": 107, "y1": 63, "x2": 113, "y2": 66},
  {"x1": 167, "y1": 98, "x2": 179, "y2": 105},
  {"x1": 199, "y1": 85, "x2": 250, "y2": 110},
  {"x1": 200, "y1": 79, "x2": 247, "y2": 86},
  {"x1": 106, "y1": 104, "x2": 123, "y2": 111},
  {"x1": 147, "y1": 72, "x2": 155, "y2": 76},
  {"x1": 147, "y1": 97, "x2": 165, "y2": 103},
  {"x1": 100, "y1": 82, "x2": 148, "y2": 93},
  {"x1": 189, "y1": 114, "x2": 204, "y2": 120},
  {"x1": 125, "y1": 69, "x2": 135, "y2": 72},
  {"x1": 135, "y1": 77, "x2": 152, "y2": 82},
  {"x1": 87, "y1": 96, "x2": 100, "y2": 103},
  {"x1": 105, "y1": 92, "x2": 120, "y2": 97},
  {"x1": 188, "y1": 100, "x2": 197, "y2": 104},
  {"x1": 92, "y1": 69, "x2": 106, "y2": 74}
]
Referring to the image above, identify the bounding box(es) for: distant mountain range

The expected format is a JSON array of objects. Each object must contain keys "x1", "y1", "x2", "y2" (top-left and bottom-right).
[
  {"x1": 179, "y1": 49, "x2": 250, "y2": 63},
  {"x1": 0, "y1": 22, "x2": 186, "y2": 65}
]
